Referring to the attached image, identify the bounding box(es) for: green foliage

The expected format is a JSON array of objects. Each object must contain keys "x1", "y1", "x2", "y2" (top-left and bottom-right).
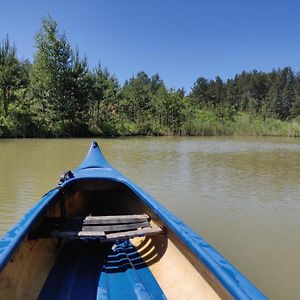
[
  {"x1": 181, "y1": 111, "x2": 300, "y2": 137},
  {"x1": 0, "y1": 16, "x2": 300, "y2": 138},
  {"x1": 121, "y1": 71, "x2": 152, "y2": 122},
  {"x1": 232, "y1": 113, "x2": 300, "y2": 137},
  {"x1": 213, "y1": 103, "x2": 238, "y2": 121},
  {"x1": 0, "y1": 36, "x2": 25, "y2": 115},
  {"x1": 29, "y1": 16, "x2": 91, "y2": 137},
  {"x1": 90, "y1": 64, "x2": 120, "y2": 128},
  {"x1": 181, "y1": 110, "x2": 231, "y2": 136},
  {"x1": 61, "y1": 51, "x2": 92, "y2": 136}
]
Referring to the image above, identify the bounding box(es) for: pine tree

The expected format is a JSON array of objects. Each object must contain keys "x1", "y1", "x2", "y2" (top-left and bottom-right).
[
  {"x1": 29, "y1": 16, "x2": 71, "y2": 132},
  {"x1": 189, "y1": 77, "x2": 209, "y2": 107},
  {"x1": 0, "y1": 35, "x2": 22, "y2": 115}
]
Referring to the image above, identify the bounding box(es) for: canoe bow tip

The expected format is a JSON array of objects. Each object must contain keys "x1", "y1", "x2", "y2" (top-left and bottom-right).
[
  {"x1": 75, "y1": 141, "x2": 111, "y2": 171},
  {"x1": 92, "y1": 141, "x2": 99, "y2": 149}
]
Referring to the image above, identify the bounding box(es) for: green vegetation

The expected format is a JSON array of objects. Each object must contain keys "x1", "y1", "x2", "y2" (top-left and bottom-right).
[
  {"x1": 182, "y1": 111, "x2": 300, "y2": 137},
  {"x1": 0, "y1": 16, "x2": 300, "y2": 138}
]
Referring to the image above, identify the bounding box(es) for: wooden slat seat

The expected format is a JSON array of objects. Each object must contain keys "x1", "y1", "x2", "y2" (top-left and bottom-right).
[
  {"x1": 105, "y1": 227, "x2": 163, "y2": 241},
  {"x1": 84, "y1": 214, "x2": 149, "y2": 225},
  {"x1": 33, "y1": 214, "x2": 164, "y2": 241},
  {"x1": 82, "y1": 221, "x2": 151, "y2": 232}
]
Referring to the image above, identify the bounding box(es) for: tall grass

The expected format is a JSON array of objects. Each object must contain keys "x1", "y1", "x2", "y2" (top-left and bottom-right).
[{"x1": 181, "y1": 111, "x2": 300, "y2": 137}]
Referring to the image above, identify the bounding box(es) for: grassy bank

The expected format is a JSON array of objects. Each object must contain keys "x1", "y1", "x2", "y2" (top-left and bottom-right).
[
  {"x1": 1, "y1": 107, "x2": 300, "y2": 138},
  {"x1": 91, "y1": 111, "x2": 300, "y2": 137},
  {"x1": 181, "y1": 111, "x2": 300, "y2": 137}
]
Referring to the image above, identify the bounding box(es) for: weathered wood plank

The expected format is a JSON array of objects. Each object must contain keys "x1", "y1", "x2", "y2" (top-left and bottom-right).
[
  {"x1": 104, "y1": 227, "x2": 163, "y2": 241},
  {"x1": 49, "y1": 230, "x2": 105, "y2": 238},
  {"x1": 38, "y1": 214, "x2": 160, "y2": 240},
  {"x1": 82, "y1": 221, "x2": 150, "y2": 232},
  {"x1": 78, "y1": 231, "x2": 106, "y2": 237},
  {"x1": 49, "y1": 227, "x2": 163, "y2": 240},
  {"x1": 83, "y1": 214, "x2": 149, "y2": 225}
]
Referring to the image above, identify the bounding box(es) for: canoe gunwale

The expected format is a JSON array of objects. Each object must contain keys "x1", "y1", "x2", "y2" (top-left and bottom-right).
[{"x1": 0, "y1": 188, "x2": 61, "y2": 271}]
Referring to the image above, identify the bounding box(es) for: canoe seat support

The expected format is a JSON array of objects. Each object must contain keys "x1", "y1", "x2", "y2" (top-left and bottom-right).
[{"x1": 30, "y1": 214, "x2": 164, "y2": 242}]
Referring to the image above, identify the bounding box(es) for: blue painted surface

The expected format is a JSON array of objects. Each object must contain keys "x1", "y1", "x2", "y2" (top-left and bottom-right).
[
  {"x1": 0, "y1": 141, "x2": 267, "y2": 299},
  {"x1": 97, "y1": 241, "x2": 166, "y2": 300},
  {"x1": 39, "y1": 240, "x2": 165, "y2": 300},
  {"x1": 39, "y1": 240, "x2": 103, "y2": 300}
]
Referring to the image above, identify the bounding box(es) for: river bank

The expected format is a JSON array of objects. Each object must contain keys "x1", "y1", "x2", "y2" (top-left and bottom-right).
[
  {"x1": 1, "y1": 111, "x2": 300, "y2": 138},
  {"x1": 181, "y1": 112, "x2": 300, "y2": 137}
]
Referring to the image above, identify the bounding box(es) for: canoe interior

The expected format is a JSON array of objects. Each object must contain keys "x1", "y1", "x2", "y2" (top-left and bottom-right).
[{"x1": 0, "y1": 179, "x2": 232, "y2": 300}]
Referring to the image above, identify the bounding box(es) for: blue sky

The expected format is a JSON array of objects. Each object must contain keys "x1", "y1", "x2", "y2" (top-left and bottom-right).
[{"x1": 1, "y1": 0, "x2": 300, "y2": 90}]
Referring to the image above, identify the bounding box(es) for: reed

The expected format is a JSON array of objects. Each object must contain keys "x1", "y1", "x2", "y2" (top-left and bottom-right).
[{"x1": 181, "y1": 111, "x2": 300, "y2": 137}]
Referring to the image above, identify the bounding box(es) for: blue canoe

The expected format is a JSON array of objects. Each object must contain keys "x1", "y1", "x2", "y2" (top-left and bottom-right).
[{"x1": 0, "y1": 142, "x2": 266, "y2": 300}]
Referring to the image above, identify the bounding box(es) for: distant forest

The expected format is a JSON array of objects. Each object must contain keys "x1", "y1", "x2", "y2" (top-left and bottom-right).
[{"x1": 0, "y1": 16, "x2": 300, "y2": 138}]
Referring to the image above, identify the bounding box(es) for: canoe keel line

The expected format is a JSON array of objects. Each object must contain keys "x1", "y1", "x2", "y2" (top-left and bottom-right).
[{"x1": 0, "y1": 141, "x2": 266, "y2": 300}]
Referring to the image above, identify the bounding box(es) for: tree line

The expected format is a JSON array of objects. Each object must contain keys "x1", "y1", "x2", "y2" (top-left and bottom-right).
[{"x1": 0, "y1": 16, "x2": 299, "y2": 138}]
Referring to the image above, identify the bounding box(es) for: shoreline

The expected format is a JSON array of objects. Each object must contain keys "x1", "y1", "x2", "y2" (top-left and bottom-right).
[{"x1": 1, "y1": 113, "x2": 300, "y2": 138}]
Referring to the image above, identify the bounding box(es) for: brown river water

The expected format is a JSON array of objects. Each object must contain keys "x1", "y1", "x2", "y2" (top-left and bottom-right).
[{"x1": 0, "y1": 137, "x2": 299, "y2": 299}]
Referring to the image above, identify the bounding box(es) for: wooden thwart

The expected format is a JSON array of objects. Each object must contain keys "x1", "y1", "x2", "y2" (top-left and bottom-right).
[
  {"x1": 82, "y1": 221, "x2": 150, "y2": 232},
  {"x1": 84, "y1": 214, "x2": 149, "y2": 225},
  {"x1": 34, "y1": 214, "x2": 164, "y2": 241},
  {"x1": 50, "y1": 227, "x2": 163, "y2": 240},
  {"x1": 105, "y1": 227, "x2": 163, "y2": 241},
  {"x1": 50, "y1": 230, "x2": 106, "y2": 238}
]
